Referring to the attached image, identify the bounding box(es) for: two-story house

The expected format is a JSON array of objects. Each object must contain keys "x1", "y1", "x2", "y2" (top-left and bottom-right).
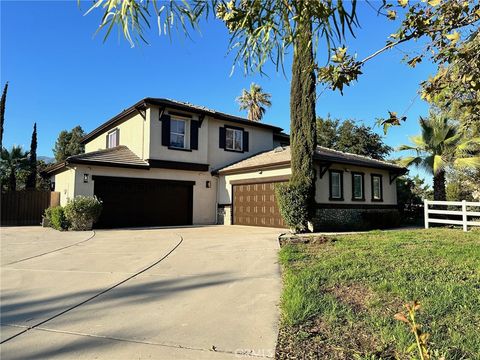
[{"x1": 45, "y1": 98, "x2": 406, "y2": 230}]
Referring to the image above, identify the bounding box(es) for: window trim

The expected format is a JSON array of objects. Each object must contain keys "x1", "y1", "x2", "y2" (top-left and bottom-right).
[
  {"x1": 169, "y1": 117, "x2": 188, "y2": 150},
  {"x1": 107, "y1": 128, "x2": 119, "y2": 148},
  {"x1": 225, "y1": 126, "x2": 244, "y2": 152},
  {"x1": 351, "y1": 172, "x2": 365, "y2": 201},
  {"x1": 329, "y1": 170, "x2": 344, "y2": 201},
  {"x1": 371, "y1": 174, "x2": 384, "y2": 202}
]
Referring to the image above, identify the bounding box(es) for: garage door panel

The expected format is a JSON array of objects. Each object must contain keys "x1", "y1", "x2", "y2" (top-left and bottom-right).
[
  {"x1": 233, "y1": 182, "x2": 286, "y2": 228},
  {"x1": 93, "y1": 176, "x2": 193, "y2": 228}
]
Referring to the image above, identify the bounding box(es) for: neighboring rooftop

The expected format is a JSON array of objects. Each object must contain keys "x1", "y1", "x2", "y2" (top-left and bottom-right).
[
  {"x1": 81, "y1": 97, "x2": 284, "y2": 144},
  {"x1": 217, "y1": 146, "x2": 406, "y2": 174}
]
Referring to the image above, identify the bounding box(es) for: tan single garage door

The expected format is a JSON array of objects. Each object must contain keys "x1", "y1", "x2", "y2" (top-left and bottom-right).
[{"x1": 232, "y1": 181, "x2": 286, "y2": 228}]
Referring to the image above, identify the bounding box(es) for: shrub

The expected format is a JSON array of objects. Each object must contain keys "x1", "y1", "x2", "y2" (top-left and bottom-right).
[
  {"x1": 44, "y1": 206, "x2": 68, "y2": 231},
  {"x1": 276, "y1": 182, "x2": 310, "y2": 233},
  {"x1": 64, "y1": 196, "x2": 102, "y2": 231}
]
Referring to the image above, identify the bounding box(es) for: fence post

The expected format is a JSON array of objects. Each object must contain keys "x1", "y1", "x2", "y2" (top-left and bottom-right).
[
  {"x1": 424, "y1": 199, "x2": 429, "y2": 229},
  {"x1": 462, "y1": 200, "x2": 468, "y2": 232}
]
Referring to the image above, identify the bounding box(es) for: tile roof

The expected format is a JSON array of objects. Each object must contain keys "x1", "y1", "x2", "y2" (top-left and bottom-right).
[
  {"x1": 217, "y1": 146, "x2": 406, "y2": 174},
  {"x1": 315, "y1": 146, "x2": 406, "y2": 171},
  {"x1": 217, "y1": 147, "x2": 291, "y2": 173},
  {"x1": 67, "y1": 146, "x2": 149, "y2": 168},
  {"x1": 43, "y1": 146, "x2": 149, "y2": 175}
]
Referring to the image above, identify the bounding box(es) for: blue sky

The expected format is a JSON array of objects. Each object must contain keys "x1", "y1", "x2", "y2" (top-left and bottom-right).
[{"x1": 1, "y1": 1, "x2": 435, "y2": 177}]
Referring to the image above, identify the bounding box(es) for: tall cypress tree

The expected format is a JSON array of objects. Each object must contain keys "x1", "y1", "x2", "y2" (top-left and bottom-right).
[
  {"x1": 26, "y1": 123, "x2": 37, "y2": 189},
  {"x1": 289, "y1": 15, "x2": 317, "y2": 219},
  {"x1": 0, "y1": 82, "x2": 8, "y2": 150}
]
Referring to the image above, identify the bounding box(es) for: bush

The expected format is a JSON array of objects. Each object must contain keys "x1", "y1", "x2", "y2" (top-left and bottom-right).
[
  {"x1": 64, "y1": 196, "x2": 102, "y2": 231},
  {"x1": 44, "y1": 206, "x2": 68, "y2": 231},
  {"x1": 276, "y1": 182, "x2": 310, "y2": 233}
]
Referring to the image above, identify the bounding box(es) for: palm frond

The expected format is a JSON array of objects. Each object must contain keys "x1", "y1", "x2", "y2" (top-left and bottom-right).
[
  {"x1": 454, "y1": 156, "x2": 480, "y2": 169},
  {"x1": 433, "y1": 154, "x2": 447, "y2": 174},
  {"x1": 409, "y1": 135, "x2": 426, "y2": 148},
  {"x1": 397, "y1": 156, "x2": 423, "y2": 168}
]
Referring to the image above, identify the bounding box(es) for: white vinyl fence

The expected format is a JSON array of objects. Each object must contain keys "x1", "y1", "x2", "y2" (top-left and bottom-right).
[{"x1": 424, "y1": 200, "x2": 480, "y2": 232}]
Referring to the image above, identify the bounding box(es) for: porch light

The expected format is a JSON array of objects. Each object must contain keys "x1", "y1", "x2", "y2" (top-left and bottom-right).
[
  {"x1": 206, "y1": 181, "x2": 211, "y2": 188},
  {"x1": 83, "y1": 174, "x2": 89, "y2": 183}
]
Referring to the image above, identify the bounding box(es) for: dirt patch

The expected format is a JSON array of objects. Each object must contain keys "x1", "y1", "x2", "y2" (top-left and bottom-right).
[
  {"x1": 279, "y1": 234, "x2": 335, "y2": 247},
  {"x1": 275, "y1": 317, "x2": 391, "y2": 359},
  {"x1": 327, "y1": 284, "x2": 374, "y2": 313}
]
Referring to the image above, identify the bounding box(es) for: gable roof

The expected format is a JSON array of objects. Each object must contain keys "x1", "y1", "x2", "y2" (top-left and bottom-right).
[
  {"x1": 216, "y1": 146, "x2": 406, "y2": 174},
  {"x1": 43, "y1": 146, "x2": 149, "y2": 175},
  {"x1": 81, "y1": 97, "x2": 284, "y2": 144}
]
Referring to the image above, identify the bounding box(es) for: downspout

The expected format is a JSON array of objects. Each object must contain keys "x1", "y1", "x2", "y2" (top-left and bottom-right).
[
  {"x1": 213, "y1": 172, "x2": 219, "y2": 225},
  {"x1": 134, "y1": 104, "x2": 147, "y2": 160},
  {"x1": 215, "y1": 176, "x2": 219, "y2": 225}
]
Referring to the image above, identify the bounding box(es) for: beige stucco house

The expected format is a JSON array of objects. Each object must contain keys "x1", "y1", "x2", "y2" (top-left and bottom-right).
[{"x1": 45, "y1": 98, "x2": 406, "y2": 230}]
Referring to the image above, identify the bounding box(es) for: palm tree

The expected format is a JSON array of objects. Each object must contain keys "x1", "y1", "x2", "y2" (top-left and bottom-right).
[
  {"x1": 398, "y1": 115, "x2": 480, "y2": 201},
  {"x1": 1, "y1": 146, "x2": 29, "y2": 191},
  {"x1": 236, "y1": 83, "x2": 272, "y2": 122}
]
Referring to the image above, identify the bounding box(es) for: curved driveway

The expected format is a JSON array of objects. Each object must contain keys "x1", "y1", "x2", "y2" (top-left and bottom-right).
[{"x1": 0, "y1": 226, "x2": 282, "y2": 359}]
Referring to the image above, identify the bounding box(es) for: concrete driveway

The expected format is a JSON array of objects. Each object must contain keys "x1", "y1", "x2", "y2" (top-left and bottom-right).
[{"x1": 0, "y1": 225, "x2": 282, "y2": 359}]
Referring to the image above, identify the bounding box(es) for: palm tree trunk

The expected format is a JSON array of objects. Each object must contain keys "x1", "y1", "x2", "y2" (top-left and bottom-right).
[
  {"x1": 9, "y1": 168, "x2": 16, "y2": 191},
  {"x1": 433, "y1": 170, "x2": 446, "y2": 201}
]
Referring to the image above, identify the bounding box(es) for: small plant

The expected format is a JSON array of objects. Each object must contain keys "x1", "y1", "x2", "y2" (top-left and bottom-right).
[
  {"x1": 276, "y1": 182, "x2": 310, "y2": 233},
  {"x1": 394, "y1": 301, "x2": 433, "y2": 360},
  {"x1": 44, "y1": 206, "x2": 68, "y2": 231},
  {"x1": 64, "y1": 196, "x2": 102, "y2": 231}
]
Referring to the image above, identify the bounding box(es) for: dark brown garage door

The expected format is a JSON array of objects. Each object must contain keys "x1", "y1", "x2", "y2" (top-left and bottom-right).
[
  {"x1": 93, "y1": 176, "x2": 193, "y2": 228},
  {"x1": 232, "y1": 181, "x2": 286, "y2": 228}
]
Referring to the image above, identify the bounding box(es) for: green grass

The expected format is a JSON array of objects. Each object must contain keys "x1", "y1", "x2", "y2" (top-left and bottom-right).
[{"x1": 278, "y1": 229, "x2": 480, "y2": 359}]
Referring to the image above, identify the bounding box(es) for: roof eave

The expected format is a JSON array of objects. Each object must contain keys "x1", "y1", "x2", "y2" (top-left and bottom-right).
[
  {"x1": 314, "y1": 155, "x2": 406, "y2": 172},
  {"x1": 81, "y1": 97, "x2": 283, "y2": 145},
  {"x1": 215, "y1": 160, "x2": 291, "y2": 176},
  {"x1": 80, "y1": 99, "x2": 148, "y2": 144}
]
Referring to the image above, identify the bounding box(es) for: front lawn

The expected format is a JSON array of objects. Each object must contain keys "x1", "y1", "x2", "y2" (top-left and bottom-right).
[{"x1": 276, "y1": 229, "x2": 480, "y2": 359}]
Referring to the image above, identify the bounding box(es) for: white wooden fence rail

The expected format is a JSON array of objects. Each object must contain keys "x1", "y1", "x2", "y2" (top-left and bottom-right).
[{"x1": 424, "y1": 200, "x2": 480, "y2": 232}]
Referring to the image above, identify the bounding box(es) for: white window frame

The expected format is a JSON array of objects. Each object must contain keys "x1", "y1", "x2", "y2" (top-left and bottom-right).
[
  {"x1": 225, "y1": 128, "x2": 243, "y2": 152},
  {"x1": 107, "y1": 129, "x2": 118, "y2": 148},
  {"x1": 170, "y1": 118, "x2": 187, "y2": 149}
]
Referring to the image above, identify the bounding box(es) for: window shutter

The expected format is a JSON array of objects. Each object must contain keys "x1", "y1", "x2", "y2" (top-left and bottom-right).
[
  {"x1": 190, "y1": 120, "x2": 199, "y2": 150},
  {"x1": 105, "y1": 134, "x2": 109, "y2": 148},
  {"x1": 243, "y1": 131, "x2": 249, "y2": 152},
  {"x1": 219, "y1": 127, "x2": 226, "y2": 149},
  {"x1": 161, "y1": 114, "x2": 171, "y2": 147},
  {"x1": 115, "y1": 129, "x2": 120, "y2": 147}
]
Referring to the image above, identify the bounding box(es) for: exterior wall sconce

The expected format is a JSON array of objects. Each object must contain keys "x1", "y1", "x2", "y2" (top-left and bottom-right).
[
  {"x1": 83, "y1": 174, "x2": 89, "y2": 183},
  {"x1": 206, "y1": 181, "x2": 211, "y2": 188}
]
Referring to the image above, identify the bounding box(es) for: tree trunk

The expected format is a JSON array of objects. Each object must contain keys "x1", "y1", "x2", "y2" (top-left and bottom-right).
[
  {"x1": 9, "y1": 168, "x2": 16, "y2": 191},
  {"x1": 289, "y1": 17, "x2": 317, "y2": 227},
  {"x1": 433, "y1": 170, "x2": 446, "y2": 201}
]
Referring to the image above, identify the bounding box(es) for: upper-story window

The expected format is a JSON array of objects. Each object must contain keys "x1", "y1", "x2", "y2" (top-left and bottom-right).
[
  {"x1": 107, "y1": 129, "x2": 119, "y2": 148},
  {"x1": 371, "y1": 174, "x2": 383, "y2": 201},
  {"x1": 226, "y1": 128, "x2": 243, "y2": 152},
  {"x1": 170, "y1": 118, "x2": 186, "y2": 149}
]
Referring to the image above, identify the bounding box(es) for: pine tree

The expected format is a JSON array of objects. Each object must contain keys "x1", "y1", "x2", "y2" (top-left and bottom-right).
[
  {"x1": 26, "y1": 123, "x2": 38, "y2": 189},
  {"x1": 0, "y1": 82, "x2": 8, "y2": 150},
  {"x1": 289, "y1": 17, "x2": 317, "y2": 221}
]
